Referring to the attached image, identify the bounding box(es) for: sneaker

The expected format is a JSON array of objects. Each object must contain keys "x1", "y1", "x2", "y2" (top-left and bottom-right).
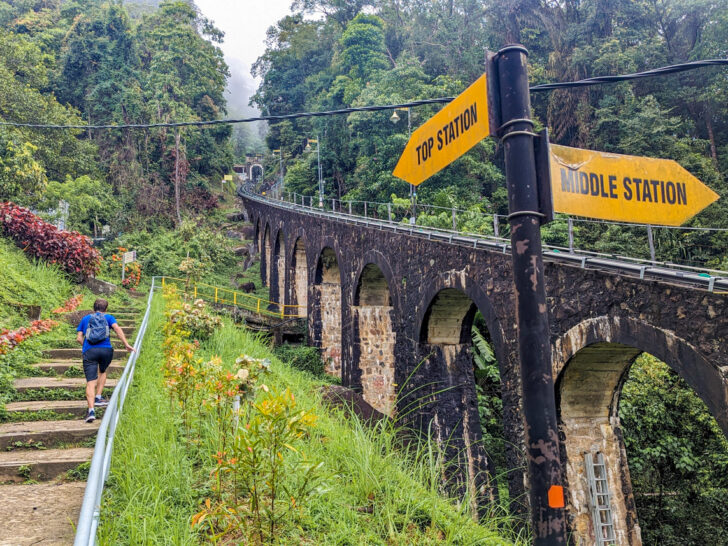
[
  {"x1": 85, "y1": 409, "x2": 96, "y2": 423},
  {"x1": 94, "y1": 395, "x2": 109, "y2": 407}
]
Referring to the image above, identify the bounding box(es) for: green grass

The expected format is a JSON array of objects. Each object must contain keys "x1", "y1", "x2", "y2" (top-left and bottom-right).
[
  {"x1": 2, "y1": 410, "x2": 78, "y2": 422},
  {"x1": 0, "y1": 239, "x2": 72, "y2": 330},
  {"x1": 10, "y1": 387, "x2": 114, "y2": 402},
  {"x1": 97, "y1": 296, "x2": 199, "y2": 545},
  {"x1": 0, "y1": 237, "x2": 138, "y2": 331},
  {"x1": 99, "y1": 296, "x2": 525, "y2": 544}
]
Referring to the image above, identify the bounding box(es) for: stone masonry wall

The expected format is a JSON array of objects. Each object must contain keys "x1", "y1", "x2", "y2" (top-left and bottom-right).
[
  {"x1": 264, "y1": 232, "x2": 271, "y2": 287},
  {"x1": 320, "y1": 282, "x2": 342, "y2": 376},
  {"x1": 293, "y1": 241, "x2": 307, "y2": 311},
  {"x1": 356, "y1": 305, "x2": 396, "y2": 415},
  {"x1": 277, "y1": 251, "x2": 285, "y2": 311},
  {"x1": 558, "y1": 343, "x2": 643, "y2": 545}
]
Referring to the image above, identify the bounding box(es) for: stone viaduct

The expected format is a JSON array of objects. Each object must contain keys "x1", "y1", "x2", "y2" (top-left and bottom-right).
[{"x1": 241, "y1": 193, "x2": 728, "y2": 545}]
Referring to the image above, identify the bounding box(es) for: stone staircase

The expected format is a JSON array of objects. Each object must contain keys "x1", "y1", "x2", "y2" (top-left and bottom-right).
[{"x1": 0, "y1": 306, "x2": 140, "y2": 546}]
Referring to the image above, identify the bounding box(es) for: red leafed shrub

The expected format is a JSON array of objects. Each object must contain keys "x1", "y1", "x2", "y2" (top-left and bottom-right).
[
  {"x1": 0, "y1": 202, "x2": 101, "y2": 277},
  {"x1": 52, "y1": 294, "x2": 84, "y2": 314},
  {"x1": 0, "y1": 319, "x2": 58, "y2": 355}
]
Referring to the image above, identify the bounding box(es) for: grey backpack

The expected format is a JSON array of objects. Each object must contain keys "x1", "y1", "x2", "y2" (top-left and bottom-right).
[{"x1": 85, "y1": 312, "x2": 109, "y2": 344}]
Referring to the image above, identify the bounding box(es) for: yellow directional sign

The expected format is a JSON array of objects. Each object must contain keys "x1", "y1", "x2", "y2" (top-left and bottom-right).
[
  {"x1": 549, "y1": 144, "x2": 719, "y2": 226},
  {"x1": 224, "y1": 174, "x2": 233, "y2": 181},
  {"x1": 393, "y1": 74, "x2": 490, "y2": 186}
]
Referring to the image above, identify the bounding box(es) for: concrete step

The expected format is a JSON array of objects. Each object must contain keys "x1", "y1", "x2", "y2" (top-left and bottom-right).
[
  {"x1": 0, "y1": 482, "x2": 86, "y2": 545},
  {"x1": 42, "y1": 347, "x2": 131, "y2": 360},
  {"x1": 0, "y1": 447, "x2": 93, "y2": 482},
  {"x1": 4, "y1": 400, "x2": 99, "y2": 419},
  {"x1": 13, "y1": 377, "x2": 117, "y2": 393},
  {"x1": 112, "y1": 313, "x2": 137, "y2": 319},
  {"x1": 32, "y1": 360, "x2": 124, "y2": 375},
  {"x1": 0, "y1": 420, "x2": 100, "y2": 450}
]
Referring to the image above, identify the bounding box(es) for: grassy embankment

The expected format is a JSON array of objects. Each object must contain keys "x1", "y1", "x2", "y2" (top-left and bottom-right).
[
  {"x1": 98, "y1": 294, "x2": 526, "y2": 544},
  {"x1": 0, "y1": 237, "x2": 136, "y2": 414}
]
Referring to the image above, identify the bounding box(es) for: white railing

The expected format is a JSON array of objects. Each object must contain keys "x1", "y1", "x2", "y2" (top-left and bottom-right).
[{"x1": 74, "y1": 277, "x2": 157, "y2": 546}]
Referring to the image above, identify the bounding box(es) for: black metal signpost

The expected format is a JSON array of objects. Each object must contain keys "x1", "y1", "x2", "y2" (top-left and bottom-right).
[{"x1": 491, "y1": 45, "x2": 567, "y2": 544}]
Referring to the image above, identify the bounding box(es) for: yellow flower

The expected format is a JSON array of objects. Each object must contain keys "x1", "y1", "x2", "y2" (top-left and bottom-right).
[{"x1": 235, "y1": 368, "x2": 249, "y2": 381}]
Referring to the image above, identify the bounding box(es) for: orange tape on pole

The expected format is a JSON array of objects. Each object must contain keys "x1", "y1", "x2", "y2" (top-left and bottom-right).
[{"x1": 548, "y1": 485, "x2": 565, "y2": 508}]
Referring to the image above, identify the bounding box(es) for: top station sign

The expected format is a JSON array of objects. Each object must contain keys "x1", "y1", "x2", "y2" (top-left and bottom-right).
[{"x1": 393, "y1": 74, "x2": 491, "y2": 186}]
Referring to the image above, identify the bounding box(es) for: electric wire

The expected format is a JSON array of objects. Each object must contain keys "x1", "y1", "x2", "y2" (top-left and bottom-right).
[
  {"x1": 0, "y1": 59, "x2": 725, "y2": 130},
  {"x1": 529, "y1": 58, "x2": 728, "y2": 91}
]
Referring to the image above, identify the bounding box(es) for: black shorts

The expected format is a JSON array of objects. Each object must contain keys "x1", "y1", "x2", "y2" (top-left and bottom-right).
[{"x1": 82, "y1": 347, "x2": 114, "y2": 382}]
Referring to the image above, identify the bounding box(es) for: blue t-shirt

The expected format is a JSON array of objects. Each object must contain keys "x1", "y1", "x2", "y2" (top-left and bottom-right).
[{"x1": 77, "y1": 313, "x2": 117, "y2": 353}]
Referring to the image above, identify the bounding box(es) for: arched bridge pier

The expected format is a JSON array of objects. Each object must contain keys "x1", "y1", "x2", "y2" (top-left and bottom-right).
[{"x1": 244, "y1": 193, "x2": 728, "y2": 545}]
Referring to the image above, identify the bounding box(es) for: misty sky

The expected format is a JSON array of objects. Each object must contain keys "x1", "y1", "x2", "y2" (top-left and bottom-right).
[{"x1": 195, "y1": 0, "x2": 295, "y2": 116}]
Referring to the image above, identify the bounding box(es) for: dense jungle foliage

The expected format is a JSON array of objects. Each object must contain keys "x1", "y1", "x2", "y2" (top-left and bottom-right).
[
  {"x1": 0, "y1": 0, "x2": 232, "y2": 231},
  {"x1": 254, "y1": 0, "x2": 728, "y2": 270}
]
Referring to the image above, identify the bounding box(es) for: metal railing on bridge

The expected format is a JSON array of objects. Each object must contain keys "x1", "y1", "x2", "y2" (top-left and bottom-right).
[{"x1": 245, "y1": 186, "x2": 728, "y2": 293}]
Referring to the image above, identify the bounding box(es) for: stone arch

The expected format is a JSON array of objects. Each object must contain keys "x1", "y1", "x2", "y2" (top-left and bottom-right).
[
  {"x1": 353, "y1": 262, "x2": 396, "y2": 415},
  {"x1": 553, "y1": 316, "x2": 728, "y2": 546},
  {"x1": 314, "y1": 246, "x2": 342, "y2": 376},
  {"x1": 415, "y1": 285, "x2": 503, "y2": 508},
  {"x1": 272, "y1": 228, "x2": 286, "y2": 311},
  {"x1": 419, "y1": 288, "x2": 477, "y2": 345},
  {"x1": 289, "y1": 236, "x2": 308, "y2": 318},
  {"x1": 261, "y1": 223, "x2": 271, "y2": 287},
  {"x1": 253, "y1": 218, "x2": 261, "y2": 254},
  {"x1": 414, "y1": 273, "x2": 506, "y2": 362}
]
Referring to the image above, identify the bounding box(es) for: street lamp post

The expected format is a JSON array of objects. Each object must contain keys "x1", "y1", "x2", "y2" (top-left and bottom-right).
[
  {"x1": 306, "y1": 136, "x2": 323, "y2": 207},
  {"x1": 273, "y1": 149, "x2": 284, "y2": 197},
  {"x1": 391, "y1": 108, "x2": 416, "y2": 224}
]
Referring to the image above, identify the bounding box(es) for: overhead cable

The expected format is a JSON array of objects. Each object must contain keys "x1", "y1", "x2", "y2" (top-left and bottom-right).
[
  {"x1": 530, "y1": 58, "x2": 728, "y2": 91},
  {"x1": 0, "y1": 58, "x2": 725, "y2": 130}
]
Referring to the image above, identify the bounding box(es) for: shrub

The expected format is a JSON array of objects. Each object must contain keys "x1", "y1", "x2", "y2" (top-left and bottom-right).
[
  {"x1": 273, "y1": 345, "x2": 325, "y2": 377},
  {"x1": 117, "y1": 221, "x2": 235, "y2": 278},
  {"x1": 52, "y1": 294, "x2": 83, "y2": 314},
  {"x1": 0, "y1": 202, "x2": 101, "y2": 277},
  {"x1": 107, "y1": 247, "x2": 142, "y2": 289},
  {"x1": 166, "y1": 298, "x2": 223, "y2": 342},
  {"x1": 0, "y1": 319, "x2": 58, "y2": 355}
]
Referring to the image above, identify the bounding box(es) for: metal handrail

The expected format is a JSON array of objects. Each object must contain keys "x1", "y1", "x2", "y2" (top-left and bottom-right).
[
  {"x1": 159, "y1": 275, "x2": 304, "y2": 318},
  {"x1": 243, "y1": 186, "x2": 728, "y2": 293},
  {"x1": 74, "y1": 277, "x2": 157, "y2": 546}
]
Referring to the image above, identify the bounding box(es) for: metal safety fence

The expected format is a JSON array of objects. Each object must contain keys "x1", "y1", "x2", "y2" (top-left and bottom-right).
[
  {"x1": 159, "y1": 275, "x2": 305, "y2": 318},
  {"x1": 263, "y1": 187, "x2": 728, "y2": 273}
]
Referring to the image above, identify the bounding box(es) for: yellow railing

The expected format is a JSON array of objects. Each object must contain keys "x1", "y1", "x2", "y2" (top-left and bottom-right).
[{"x1": 160, "y1": 276, "x2": 305, "y2": 319}]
